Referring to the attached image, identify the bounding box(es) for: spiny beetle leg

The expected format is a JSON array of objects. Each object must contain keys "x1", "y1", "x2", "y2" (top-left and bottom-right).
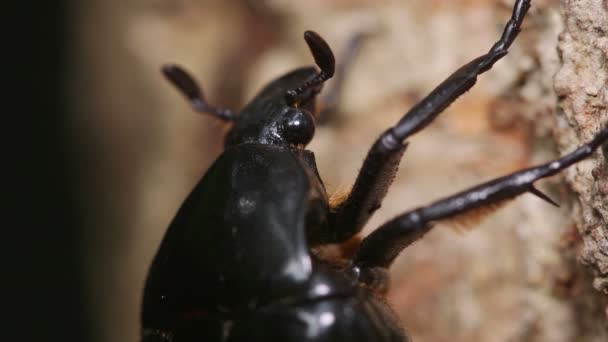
[
  {"x1": 354, "y1": 125, "x2": 608, "y2": 269},
  {"x1": 285, "y1": 31, "x2": 336, "y2": 107},
  {"x1": 162, "y1": 64, "x2": 236, "y2": 122},
  {"x1": 326, "y1": 0, "x2": 531, "y2": 243}
]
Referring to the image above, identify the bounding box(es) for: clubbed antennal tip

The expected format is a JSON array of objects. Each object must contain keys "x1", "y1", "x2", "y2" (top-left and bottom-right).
[
  {"x1": 285, "y1": 30, "x2": 336, "y2": 106},
  {"x1": 162, "y1": 64, "x2": 236, "y2": 122},
  {"x1": 304, "y1": 31, "x2": 335, "y2": 78}
]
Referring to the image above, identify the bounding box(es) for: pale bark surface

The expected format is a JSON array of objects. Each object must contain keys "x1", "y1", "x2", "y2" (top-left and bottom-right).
[
  {"x1": 71, "y1": 1, "x2": 607, "y2": 341},
  {"x1": 555, "y1": 0, "x2": 608, "y2": 295}
]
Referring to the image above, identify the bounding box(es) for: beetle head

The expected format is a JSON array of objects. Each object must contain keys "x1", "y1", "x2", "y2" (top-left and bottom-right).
[
  {"x1": 224, "y1": 67, "x2": 321, "y2": 147},
  {"x1": 162, "y1": 31, "x2": 335, "y2": 148},
  {"x1": 225, "y1": 31, "x2": 335, "y2": 147}
]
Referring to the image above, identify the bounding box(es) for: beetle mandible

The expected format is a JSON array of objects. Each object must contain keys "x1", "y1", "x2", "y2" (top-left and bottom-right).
[{"x1": 141, "y1": 1, "x2": 608, "y2": 341}]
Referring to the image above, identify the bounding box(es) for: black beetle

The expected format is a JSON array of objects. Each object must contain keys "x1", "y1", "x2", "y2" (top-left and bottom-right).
[{"x1": 141, "y1": 1, "x2": 608, "y2": 340}]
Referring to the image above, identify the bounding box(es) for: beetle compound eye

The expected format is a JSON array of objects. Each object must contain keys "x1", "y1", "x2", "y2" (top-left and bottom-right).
[{"x1": 281, "y1": 109, "x2": 315, "y2": 146}]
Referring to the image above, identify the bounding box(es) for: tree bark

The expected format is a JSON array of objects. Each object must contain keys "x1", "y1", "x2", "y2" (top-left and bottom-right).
[{"x1": 555, "y1": 0, "x2": 608, "y2": 295}]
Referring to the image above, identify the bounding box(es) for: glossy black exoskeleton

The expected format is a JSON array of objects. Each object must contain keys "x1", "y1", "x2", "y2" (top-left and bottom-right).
[{"x1": 142, "y1": 1, "x2": 608, "y2": 341}]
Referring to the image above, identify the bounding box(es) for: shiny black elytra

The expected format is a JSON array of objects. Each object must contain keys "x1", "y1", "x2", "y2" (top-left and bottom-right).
[{"x1": 142, "y1": 1, "x2": 608, "y2": 341}]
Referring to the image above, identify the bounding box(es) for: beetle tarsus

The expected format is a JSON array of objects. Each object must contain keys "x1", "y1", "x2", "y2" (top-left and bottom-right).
[{"x1": 488, "y1": 0, "x2": 531, "y2": 56}]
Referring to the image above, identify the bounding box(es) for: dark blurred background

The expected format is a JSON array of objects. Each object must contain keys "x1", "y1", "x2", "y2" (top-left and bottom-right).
[
  {"x1": 8, "y1": 1, "x2": 91, "y2": 342},
  {"x1": 10, "y1": 1, "x2": 608, "y2": 341}
]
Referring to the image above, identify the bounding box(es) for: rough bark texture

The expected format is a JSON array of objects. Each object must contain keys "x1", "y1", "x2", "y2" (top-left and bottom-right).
[
  {"x1": 551, "y1": 0, "x2": 608, "y2": 338},
  {"x1": 555, "y1": 0, "x2": 608, "y2": 294},
  {"x1": 71, "y1": 1, "x2": 608, "y2": 341}
]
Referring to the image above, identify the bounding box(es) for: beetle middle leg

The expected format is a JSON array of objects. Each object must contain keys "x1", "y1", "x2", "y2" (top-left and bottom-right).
[
  {"x1": 322, "y1": 0, "x2": 532, "y2": 243},
  {"x1": 353, "y1": 126, "x2": 608, "y2": 270}
]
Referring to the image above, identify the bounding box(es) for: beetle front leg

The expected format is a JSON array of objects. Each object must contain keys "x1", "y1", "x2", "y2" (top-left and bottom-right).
[
  {"x1": 353, "y1": 125, "x2": 608, "y2": 270},
  {"x1": 325, "y1": 0, "x2": 531, "y2": 243}
]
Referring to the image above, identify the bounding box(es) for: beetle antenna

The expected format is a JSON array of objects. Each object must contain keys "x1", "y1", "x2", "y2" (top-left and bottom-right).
[
  {"x1": 162, "y1": 64, "x2": 236, "y2": 122},
  {"x1": 285, "y1": 31, "x2": 336, "y2": 107}
]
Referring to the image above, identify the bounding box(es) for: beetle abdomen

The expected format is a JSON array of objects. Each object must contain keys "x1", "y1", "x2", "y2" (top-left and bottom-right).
[
  {"x1": 142, "y1": 289, "x2": 408, "y2": 342},
  {"x1": 226, "y1": 289, "x2": 408, "y2": 342}
]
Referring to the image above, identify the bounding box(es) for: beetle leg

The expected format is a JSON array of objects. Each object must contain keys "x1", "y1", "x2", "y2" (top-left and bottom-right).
[
  {"x1": 327, "y1": 0, "x2": 531, "y2": 243},
  {"x1": 353, "y1": 125, "x2": 608, "y2": 269}
]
